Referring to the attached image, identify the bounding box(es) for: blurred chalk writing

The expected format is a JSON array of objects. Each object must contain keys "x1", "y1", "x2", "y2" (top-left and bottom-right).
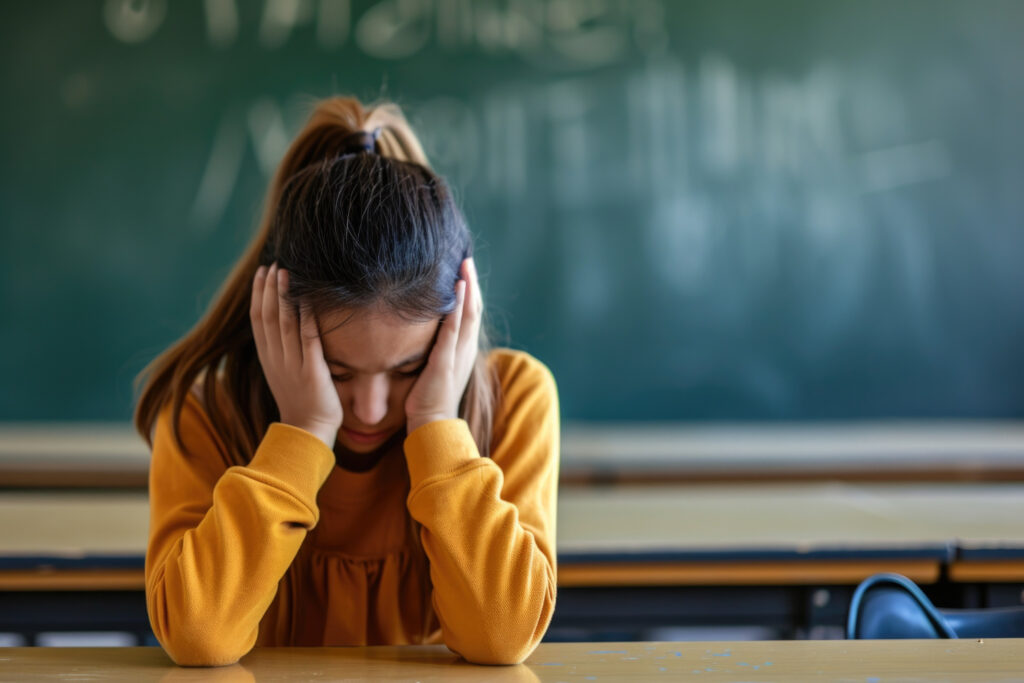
[
  {"x1": 102, "y1": 0, "x2": 667, "y2": 64},
  {"x1": 1, "y1": 0, "x2": 1021, "y2": 421}
]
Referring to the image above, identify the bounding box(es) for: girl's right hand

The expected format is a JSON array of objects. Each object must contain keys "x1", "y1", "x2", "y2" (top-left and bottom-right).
[{"x1": 250, "y1": 263, "x2": 342, "y2": 449}]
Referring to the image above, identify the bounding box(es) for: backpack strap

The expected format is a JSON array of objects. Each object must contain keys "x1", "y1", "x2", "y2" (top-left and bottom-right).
[{"x1": 846, "y1": 572, "x2": 958, "y2": 639}]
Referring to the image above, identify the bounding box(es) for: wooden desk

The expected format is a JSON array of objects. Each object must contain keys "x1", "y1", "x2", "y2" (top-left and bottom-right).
[
  {"x1": 12, "y1": 482, "x2": 1024, "y2": 586},
  {"x1": 8, "y1": 483, "x2": 1024, "y2": 591},
  {"x1": 5, "y1": 421, "x2": 1024, "y2": 487},
  {"x1": 551, "y1": 483, "x2": 1022, "y2": 638},
  {"x1": 2, "y1": 641, "x2": 1023, "y2": 681},
  {"x1": 3, "y1": 484, "x2": 1024, "y2": 641},
  {"x1": 555, "y1": 482, "x2": 1009, "y2": 586},
  {"x1": 951, "y1": 546, "x2": 1024, "y2": 584}
]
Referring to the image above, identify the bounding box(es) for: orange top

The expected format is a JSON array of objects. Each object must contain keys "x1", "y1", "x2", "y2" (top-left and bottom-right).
[{"x1": 145, "y1": 349, "x2": 559, "y2": 667}]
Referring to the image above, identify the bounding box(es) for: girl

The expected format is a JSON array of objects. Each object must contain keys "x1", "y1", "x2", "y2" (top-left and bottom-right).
[{"x1": 134, "y1": 97, "x2": 559, "y2": 667}]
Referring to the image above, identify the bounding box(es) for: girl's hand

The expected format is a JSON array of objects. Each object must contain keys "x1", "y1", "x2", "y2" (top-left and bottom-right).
[
  {"x1": 405, "y1": 258, "x2": 482, "y2": 433},
  {"x1": 250, "y1": 263, "x2": 343, "y2": 449}
]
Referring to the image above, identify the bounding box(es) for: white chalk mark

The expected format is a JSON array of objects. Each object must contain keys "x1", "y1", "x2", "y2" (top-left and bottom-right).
[
  {"x1": 477, "y1": 0, "x2": 542, "y2": 54},
  {"x1": 857, "y1": 140, "x2": 953, "y2": 193},
  {"x1": 203, "y1": 0, "x2": 239, "y2": 48},
  {"x1": 435, "y1": 0, "x2": 472, "y2": 49},
  {"x1": 547, "y1": 0, "x2": 628, "y2": 66},
  {"x1": 483, "y1": 92, "x2": 526, "y2": 196},
  {"x1": 547, "y1": 81, "x2": 592, "y2": 203},
  {"x1": 100, "y1": 0, "x2": 667, "y2": 66},
  {"x1": 760, "y1": 75, "x2": 803, "y2": 174},
  {"x1": 802, "y1": 65, "x2": 844, "y2": 158},
  {"x1": 247, "y1": 99, "x2": 291, "y2": 176},
  {"x1": 356, "y1": 0, "x2": 432, "y2": 59},
  {"x1": 414, "y1": 97, "x2": 479, "y2": 188},
  {"x1": 102, "y1": 0, "x2": 166, "y2": 44},
  {"x1": 259, "y1": 0, "x2": 314, "y2": 49},
  {"x1": 625, "y1": 73, "x2": 646, "y2": 190},
  {"x1": 632, "y1": 0, "x2": 670, "y2": 55},
  {"x1": 190, "y1": 111, "x2": 246, "y2": 231},
  {"x1": 653, "y1": 61, "x2": 688, "y2": 194},
  {"x1": 625, "y1": 62, "x2": 690, "y2": 193},
  {"x1": 316, "y1": 0, "x2": 350, "y2": 48},
  {"x1": 700, "y1": 55, "x2": 741, "y2": 174}
]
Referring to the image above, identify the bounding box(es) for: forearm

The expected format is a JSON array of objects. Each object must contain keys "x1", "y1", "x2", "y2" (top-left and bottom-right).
[
  {"x1": 404, "y1": 420, "x2": 557, "y2": 665},
  {"x1": 147, "y1": 423, "x2": 334, "y2": 666},
  {"x1": 409, "y1": 467, "x2": 556, "y2": 664}
]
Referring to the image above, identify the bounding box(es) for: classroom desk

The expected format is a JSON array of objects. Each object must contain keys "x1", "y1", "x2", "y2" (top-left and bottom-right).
[
  {"x1": 2, "y1": 641, "x2": 1023, "y2": 682},
  {"x1": 552, "y1": 483, "x2": 1024, "y2": 638},
  {"x1": 5, "y1": 421, "x2": 1024, "y2": 487},
  {"x1": 11, "y1": 482, "x2": 1022, "y2": 587},
  {"x1": 3, "y1": 483, "x2": 1024, "y2": 641},
  {"x1": 951, "y1": 544, "x2": 1024, "y2": 587}
]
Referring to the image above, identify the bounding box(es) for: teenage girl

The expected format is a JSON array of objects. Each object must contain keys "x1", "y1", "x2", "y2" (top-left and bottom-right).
[{"x1": 134, "y1": 97, "x2": 559, "y2": 667}]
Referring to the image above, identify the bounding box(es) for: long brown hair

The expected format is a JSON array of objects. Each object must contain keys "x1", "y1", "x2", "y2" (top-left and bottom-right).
[{"x1": 135, "y1": 96, "x2": 497, "y2": 464}]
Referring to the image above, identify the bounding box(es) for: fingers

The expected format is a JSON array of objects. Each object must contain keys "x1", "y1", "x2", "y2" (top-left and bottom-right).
[
  {"x1": 250, "y1": 265, "x2": 268, "y2": 357},
  {"x1": 456, "y1": 259, "x2": 483, "y2": 362},
  {"x1": 299, "y1": 304, "x2": 325, "y2": 369},
  {"x1": 465, "y1": 257, "x2": 483, "y2": 319},
  {"x1": 457, "y1": 258, "x2": 481, "y2": 353},
  {"x1": 432, "y1": 278, "x2": 465, "y2": 369},
  {"x1": 276, "y1": 268, "x2": 302, "y2": 365},
  {"x1": 260, "y1": 264, "x2": 281, "y2": 362},
  {"x1": 251, "y1": 263, "x2": 303, "y2": 371},
  {"x1": 450, "y1": 279, "x2": 467, "y2": 359}
]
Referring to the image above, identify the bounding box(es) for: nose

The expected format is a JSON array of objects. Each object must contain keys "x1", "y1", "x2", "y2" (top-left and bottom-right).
[{"x1": 349, "y1": 374, "x2": 390, "y2": 427}]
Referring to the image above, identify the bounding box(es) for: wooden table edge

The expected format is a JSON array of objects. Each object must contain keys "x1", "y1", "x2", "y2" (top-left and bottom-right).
[{"x1": 1, "y1": 558, "x2": 942, "y2": 591}]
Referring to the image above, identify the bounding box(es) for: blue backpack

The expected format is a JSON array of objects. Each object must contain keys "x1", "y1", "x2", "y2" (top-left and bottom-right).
[{"x1": 847, "y1": 573, "x2": 1024, "y2": 639}]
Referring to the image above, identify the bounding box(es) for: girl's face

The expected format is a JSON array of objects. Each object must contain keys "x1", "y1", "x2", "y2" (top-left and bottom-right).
[{"x1": 317, "y1": 307, "x2": 439, "y2": 457}]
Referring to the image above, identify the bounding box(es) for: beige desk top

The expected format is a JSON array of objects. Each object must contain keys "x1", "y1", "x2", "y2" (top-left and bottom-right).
[
  {"x1": 6, "y1": 420, "x2": 1024, "y2": 486},
  {"x1": 3, "y1": 483, "x2": 1024, "y2": 558},
  {"x1": 2, "y1": 484, "x2": 1024, "y2": 588},
  {"x1": 2, "y1": 641, "x2": 1023, "y2": 682},
  {"x1": 557, "y1": 483, "x2": 1024, "y2": 555}
]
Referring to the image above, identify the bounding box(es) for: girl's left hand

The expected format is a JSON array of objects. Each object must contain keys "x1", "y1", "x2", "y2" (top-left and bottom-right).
[{"x1": 405, "y1": 258, "x2": 482, "y2": 433}]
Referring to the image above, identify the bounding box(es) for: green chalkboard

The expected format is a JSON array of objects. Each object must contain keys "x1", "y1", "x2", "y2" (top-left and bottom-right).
[{"x1": 2, "y1": 0, "x2": 1023, "y2": 421}]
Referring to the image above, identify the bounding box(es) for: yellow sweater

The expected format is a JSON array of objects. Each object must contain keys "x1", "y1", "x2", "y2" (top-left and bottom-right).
[{"x1": 145, "y1": 349, "x2": 559, "y2": 667}]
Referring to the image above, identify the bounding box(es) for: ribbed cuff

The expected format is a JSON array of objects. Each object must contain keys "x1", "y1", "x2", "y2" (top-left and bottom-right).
[
  {"x1": 403, "y1": 419, "x2": 480, "y2": 488},
  {"x1": 247, "y1": 423, "x2": 336, "y2": 500}
]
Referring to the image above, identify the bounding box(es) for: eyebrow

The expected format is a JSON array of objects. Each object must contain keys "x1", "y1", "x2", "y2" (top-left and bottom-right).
[{"x1": 324, "y1": 352, "x2": 427, "y2": 372}]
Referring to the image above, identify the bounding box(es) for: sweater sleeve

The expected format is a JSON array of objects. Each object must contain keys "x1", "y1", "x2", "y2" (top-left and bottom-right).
[
  {"x1": 145, "y1": 394, "x2": 335, "y2": 666},
  {"x1": 402, "y1": 352, "x2": 560, "y2": 665}
]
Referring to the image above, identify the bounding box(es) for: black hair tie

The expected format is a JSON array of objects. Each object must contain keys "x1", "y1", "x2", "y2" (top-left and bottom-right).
[{"x1": 340, "y1": 127, "x2": 382, "y2": 155}]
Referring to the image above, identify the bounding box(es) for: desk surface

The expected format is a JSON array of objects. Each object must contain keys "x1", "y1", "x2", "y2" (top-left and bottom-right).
[
  {"x1": 4, "y1": 483, "x2": 1024, "y2": 557},
  {"x1": 2, "y1": 641, "x2": 1023, "y2": 682},
  {"x1": 3, "y1": 484, "x2": 1024, "y2": 586},
  {"x1": 557, "y1": 483, "x2": 1024, "y2": 557},
  {"x1": 6, "y1": 421, "x2": 1024, "y2": 486}
]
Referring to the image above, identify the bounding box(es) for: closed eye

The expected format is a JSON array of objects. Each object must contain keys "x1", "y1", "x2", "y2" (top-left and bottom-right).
[
  {"x1": 394, "y1": 362, "x2": 427, "y2": 378},
  {"x1": 330, "y1": 363, "x2": 424, "y2": 383}
]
